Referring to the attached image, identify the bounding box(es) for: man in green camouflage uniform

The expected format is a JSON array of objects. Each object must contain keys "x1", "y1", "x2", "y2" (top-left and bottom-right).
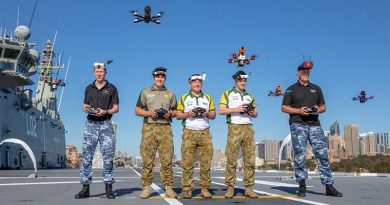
[
  {"x1": 135, "y1": 67, "x2": 177, "y2": 199},
  {"x1": 176, "y1": 74, "x2": 216, "y2": 199},
  {"x1": 219, "y1": 70, "x2": 258, "y2": 198}
]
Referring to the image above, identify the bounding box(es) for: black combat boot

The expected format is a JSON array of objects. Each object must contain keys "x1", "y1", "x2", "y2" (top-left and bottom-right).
[
  {"x1": 325, "y1": 184, "x2": 343, "y2": 197},
  {"x1": 297, "y1": 180, "x2": 306, "y2": 197},
  {"x1": 75, "y1": 184, "x2": 90, "y2": 199},
  {"x1": 105, "y1": 184, "x2": 115, "y2": 199}
]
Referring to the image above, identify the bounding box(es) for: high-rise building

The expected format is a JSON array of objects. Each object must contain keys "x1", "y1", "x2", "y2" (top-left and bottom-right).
[
  {"x1": 366, "y1": 132, "x2": 377, "y2": 155},
  {"x1": 330, "y1": 121, "x2": 341, "y2": 136},
  {"x1": 262, "y1": 140, "x2": 279, "y2": 161},
  {"x1": 359, "y1": 136, "x2": 366, "y2": 155},
  {"x1": 328, "y1": 135, "x2": 344, "y2": 161},
  {"x1": 376, "y1": 133, "x2": 389, "y2": 153},
  {"x1": 344, "y1": 124, "x2": 359, "y2": 156},
  {"x1": 255, "y1": 142, "x2": 265, "y2": 159}
]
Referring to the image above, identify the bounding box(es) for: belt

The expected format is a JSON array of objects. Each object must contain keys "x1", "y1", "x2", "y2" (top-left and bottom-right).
[
  {"x1": 87, "y1": 119, "x2": 111, "y2": 124},
  {"x1": 184, "y1": 128, "x2": 209, "y2": 132},
  {"x1": 144, "y1": 123, "x2": 170, "y2": 126}
]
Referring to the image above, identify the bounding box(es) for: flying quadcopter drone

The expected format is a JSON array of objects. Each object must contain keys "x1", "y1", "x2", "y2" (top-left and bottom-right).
[
  {"x1": 130, "y1": 6, "x2": 165, "y2": 24},
  {"x1": 352, "y1": 90, "x2": 374, "y2": 103},
  {"x1": 228, "y1": 47, "x2": 257, "y2": 67},
  {"x1": 268, "y1": 85, "x2": 284, "y2": 96}
]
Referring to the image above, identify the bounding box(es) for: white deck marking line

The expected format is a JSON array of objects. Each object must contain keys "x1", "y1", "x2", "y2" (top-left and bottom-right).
[
  {"x1": 130, "y1": 167, "x2": 183, "y2": 205},
  {"x1": 214, "y1": 177, "x2": 313, "y2": 188},
  {"x1": 0, "y1": 180, "x2": 123, "y2": 186},
  {"x1": 209, "y1": 180, "x2": 329, "y2": 205}
]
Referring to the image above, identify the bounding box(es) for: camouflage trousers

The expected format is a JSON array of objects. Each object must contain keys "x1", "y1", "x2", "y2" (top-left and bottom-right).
[
  {"x1": 140, "y1": 123, "x2": 174, "y2": 187},
  {"x1": 290, "y1": 123, "x2": 334, "y2": 185},
  {"x1": 225, "y1": 124, "x2": 255, "y2": 187},
  {"x1": 80, "y1": 119, "x2": 115, "y2": 185},
  {"x1": 181, "y1": 128, "x2": 213, "y2": 192}
]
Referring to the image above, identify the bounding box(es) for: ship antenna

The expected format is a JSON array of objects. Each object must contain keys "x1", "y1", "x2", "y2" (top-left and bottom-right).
[
  {"x1": 17, "y1": 4, "x2": 20, "y2": 27},
  {"x1": 48, "y1": 30, "x2": 58, "y2": 72},
  {"x1": 28, "y1": 1, "x2": 37, "y2": 28},
  {"x1": 58, "y1": 56, "x2": 71, "y2": 112}
]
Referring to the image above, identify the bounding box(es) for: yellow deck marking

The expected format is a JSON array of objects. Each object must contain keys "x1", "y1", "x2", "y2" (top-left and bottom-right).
[{"x1": 149, "y1": 195, "x2": 297, "y2": 199}]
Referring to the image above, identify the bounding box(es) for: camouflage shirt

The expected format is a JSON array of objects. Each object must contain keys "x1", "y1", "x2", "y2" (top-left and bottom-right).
[{"x1": 136, "y1": 85, "x2": 177, "y2": 124}]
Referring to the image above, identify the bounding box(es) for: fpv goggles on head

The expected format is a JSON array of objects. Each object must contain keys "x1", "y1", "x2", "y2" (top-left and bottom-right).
[
  {"x1": 232, "y1": 71, "x2": 249, "y2": 80},
  {"x1": 93, "y1": 60, "x2": 113, "y2": 69},
  {"x1": 188, "y1": 73, "x2": 206, "y2": 82},
  {"x1": 93, "y1": 62, "x2": 106, "y2": 68},
  {"x1": 153, "y1": 67, "x2": 167, "y2": 76}
]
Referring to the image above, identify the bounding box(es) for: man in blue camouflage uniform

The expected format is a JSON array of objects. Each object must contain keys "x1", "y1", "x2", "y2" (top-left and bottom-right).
[
  {"x1": 75, "y1": 62, "x2": 119, "y2": 199},
  {"x1": 282, "y1": 60, "x2": 342, "y2": 197}
]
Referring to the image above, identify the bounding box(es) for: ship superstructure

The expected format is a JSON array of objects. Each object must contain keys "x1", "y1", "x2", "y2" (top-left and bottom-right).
[{"x1": 0, "y1": 25, "x2": 66, "y2": 169}]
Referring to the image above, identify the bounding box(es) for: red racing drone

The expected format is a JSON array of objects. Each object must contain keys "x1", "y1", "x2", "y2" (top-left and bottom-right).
[
  {"x1": 268, "y1": 85, "x2": 285, "y2": 97},
  {"x1": 228, "y1": 47, "x2": 257, "y2": 67}
]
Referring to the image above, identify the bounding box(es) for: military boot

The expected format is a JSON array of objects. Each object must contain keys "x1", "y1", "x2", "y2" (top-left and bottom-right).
[
  {"x1": 325, "y1": 184, "x2": 343, "y2": 197},
  {"x1": 105, "y1": 184, "x2": 115, "y2": 199},
  {"x1": 201, "y1": 187, "x2": 212, "y2": 198},
  {"x1": 139, "y1": 186, "x2": 151, "y2": 199},
  {"x1": 245, "y1": 186, "x2": 258, "y2": 198},
  {"x1": 75, "y1": 184, "x2": 90, "y2": 199},
  {"x1": 182, "y1": 190, "x2": 192, "y2": 199},
  {"x1": 297, "y1": 180, "x2": 306, "y2": 197},
  {"x1": 165, "y1": 186, "x2": 177, "y2": 198},
  {"x1": 224, "y1": 186, "x2": 234, "y2": 198}
]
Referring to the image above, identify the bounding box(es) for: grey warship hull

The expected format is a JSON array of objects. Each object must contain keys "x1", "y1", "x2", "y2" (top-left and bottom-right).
[{"x1": 0, "y1": 87, "x2": 66, "y2": 169}]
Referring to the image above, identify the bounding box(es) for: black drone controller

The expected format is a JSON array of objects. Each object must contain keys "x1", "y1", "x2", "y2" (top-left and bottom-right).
[
  {"x1": 305, "y1": 106, "x2": 318, "y2": 114},
  {"x1": 86, "y1": 107, "x2": 100, "y2": 115},
  {"x1": 192, "y1": 107, "x2": 206, "y2": 118},
  {"x1": 155, "y1": 108, "x2": 168, "y2": 118},
  {"x1": 240, "y1": 103, "x2": 254, "y2": 115}
]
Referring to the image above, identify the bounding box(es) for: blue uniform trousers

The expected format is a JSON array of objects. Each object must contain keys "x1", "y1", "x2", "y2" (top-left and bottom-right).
[
  {"x1": 80, "y1": 119, "x2": 115, "y2": 185},
  {"x1": 290, "y1": 123, "x2": 334, "y2": 185}
]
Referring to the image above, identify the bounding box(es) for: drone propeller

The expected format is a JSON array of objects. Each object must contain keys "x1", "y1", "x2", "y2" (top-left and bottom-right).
[
  {"x1": 156, "y1": 11, "x2": 165, "y2": 17},
  {"x1": 134, "y1": 18, "x2": 143, "y2": 23},
  {"x1": 130, "y1": 10, "x2": 138, "y2": 14}
]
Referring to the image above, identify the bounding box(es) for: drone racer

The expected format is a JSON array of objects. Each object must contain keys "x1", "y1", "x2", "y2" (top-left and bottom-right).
[
  {"x1": 228, "y1": 47, "x2": 257, "y2": 67},
  {"x1": 353, "y1": 91, "x2": 374, "y2": 103},
  {"x1": 268, "y1": 85, "x2": 285, "y2": 96},
  {"x1": 130, "y1": 6, "x2": 165, "y2": 24}
]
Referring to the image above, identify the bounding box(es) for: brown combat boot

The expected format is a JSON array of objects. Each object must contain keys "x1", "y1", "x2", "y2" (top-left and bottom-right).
[
  {"x1": 245, "y1": 186, "x2": 258, "y2": 198},
  {"x1": 139, "y1": 186, "x2": 151, "y2": 199},
  {"x1": 224, "y1": 186, "x2": 234, "y2": 198},
  {"x1": 182, "y1": 190, "x2": 192, "y2": 199},
  {"x1": 165, "y1": 186, "x2": 177, "y2": 198},
  {"x1": 201, "y1": 187, "x2": 212, "y2": 198}
]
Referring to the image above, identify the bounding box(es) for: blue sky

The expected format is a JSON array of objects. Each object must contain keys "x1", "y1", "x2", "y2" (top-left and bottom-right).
[{"x1": 1, "y1": 0, "x2": 389, "y2": 157}]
